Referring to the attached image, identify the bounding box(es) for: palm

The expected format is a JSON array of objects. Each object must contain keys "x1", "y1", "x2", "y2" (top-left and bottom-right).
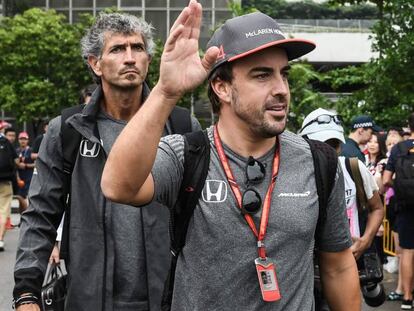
[{"x1": 158, "y1": 1, "x2": 218, "y2": 98}]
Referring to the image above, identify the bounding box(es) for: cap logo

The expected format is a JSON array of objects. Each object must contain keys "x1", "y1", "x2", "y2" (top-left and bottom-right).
[
  {"x1": 353, "y1": 122, "x2": 373, "y2": 129},
  {"x1": 245, "y1": 28, "x2": 285, "y2": 39},
  {"x1": 217, "y1": 45, "x2": 226, "y2": 60}
]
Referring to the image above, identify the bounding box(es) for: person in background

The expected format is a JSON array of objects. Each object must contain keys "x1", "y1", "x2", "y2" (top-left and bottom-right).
[
  {"x1": 383, "y1": 112, "x2": 414, "y2": 310},
  {"x1": 300, "y1": 108, "x2": 384, "y2": 310},
  {"x1": 341, "y1": 115, "x2": 381, "y2": 162},
  {"x1": 387, "y1": 127, "x2": 401, "y2": 138},
  {"x1": 4, "y1": 128, "x2": 27, "y2": 215},
  {"x1": 0, "y1": 125, "x2": 19, "y2": 251},
  {"x1": 16, "y1": 132, "x2": 35, "y2": 199},
  {"x1": 300, "y1": 108, "x2": 384, "y2": 259},
  {"x1": 366, "y1": 132, "x2": 387, "y2": 184},
  {"x1": 79, "y1": 83, "x2": 98, "y2": 105},
  {"x1": 5, "y1": 128, "x2": 17, "y2": 147},
  {"x1": 382, "y1": 132, "x2": 405, "y2": 301}
]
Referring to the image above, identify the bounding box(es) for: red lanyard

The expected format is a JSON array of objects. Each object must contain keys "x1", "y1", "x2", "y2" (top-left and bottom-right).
[{"x1": 213, "y1": 125, "x2": 280, "y2": 259}]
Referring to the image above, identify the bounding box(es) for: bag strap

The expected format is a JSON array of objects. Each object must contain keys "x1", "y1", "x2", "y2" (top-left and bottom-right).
[
  {"x1": 161, "y1": 130, "x2": 210, "y2": 311},
  {"x1": 349, "y1": 157, "x2": 368, "y2": 213},
  {"x1": 168, "y1": 106, "x2": 192, "y2": 135},
  {"x1": 59, "y1": 104, "x2": 84, "y2": 261},
  {"x1": 306, "y1": 139, "x2": 338, "y2": 243}
]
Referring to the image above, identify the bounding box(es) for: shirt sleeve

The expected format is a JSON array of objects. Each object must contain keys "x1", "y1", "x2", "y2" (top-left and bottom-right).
[
  {"x1": 14, "y1": 116, "x2": 66, "y2": 298},
  {"x1": 317, "y1": 163, "x2": 353, "y2": 252},
  {"x1": 151, "y1": 134, "x2": 186, "y2": 209},
  {"x1": 358, "y1": 159, "x2": 379, "y2": 199}
]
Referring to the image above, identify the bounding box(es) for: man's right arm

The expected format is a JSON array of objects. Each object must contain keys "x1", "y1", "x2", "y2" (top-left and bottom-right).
[{"x1": 14, "y1": 117, "x2": 66, "y2": 310}]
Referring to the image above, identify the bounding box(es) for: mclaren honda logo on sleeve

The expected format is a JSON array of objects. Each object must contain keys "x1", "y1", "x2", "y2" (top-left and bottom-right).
[
  {"x1": 202, "y1": 180, "x2": 228, "y2": 203},
  {"x1": 79, "y1": 139, "x2": 101, "y2": 158}
]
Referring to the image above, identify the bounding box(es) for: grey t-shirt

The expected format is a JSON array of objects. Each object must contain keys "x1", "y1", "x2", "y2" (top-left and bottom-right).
[
  {"x1": 98, "y1": 112, "x2": 149, "y2": 311},
  {"x1": 152, "y1": 127, "x2": 352, "y2": 311}
]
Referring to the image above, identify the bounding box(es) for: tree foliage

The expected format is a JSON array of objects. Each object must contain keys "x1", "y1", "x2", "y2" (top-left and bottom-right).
[
  {"x1": 288, "y1": 63, "x2": 332, "y2": 131},
  {"x1": 243, "y1": 0, "x2": 378, "y2": 19},
  {"x1": 0, "y1": 8, "x2": 92, "y2": 127},
  {"x1": 324, "y1": 0, "x2": 413, "y2": 128}
]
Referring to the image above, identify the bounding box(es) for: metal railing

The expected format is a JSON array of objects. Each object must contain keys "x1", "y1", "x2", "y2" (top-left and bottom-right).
[{"x1": 279, "y1": 19, "x2": 376, "y2": 33}]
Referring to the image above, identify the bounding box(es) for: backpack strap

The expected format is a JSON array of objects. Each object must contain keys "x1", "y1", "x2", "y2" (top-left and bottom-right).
[
  {"x1": 168, "y1": 106, "x2": 192, "y2": 135},
  {"x1": 161, "y1": 130, "x2": 210, "y2": 311},
  {"x1": 348, "y1": 157, "x2": 368, "y2": 213},
  {"x1": 59, "y1": 104, "x2": 84, "y2": 261},
  {"x1": 306, "y1": 139, "x2": 338, "y2": 243}
]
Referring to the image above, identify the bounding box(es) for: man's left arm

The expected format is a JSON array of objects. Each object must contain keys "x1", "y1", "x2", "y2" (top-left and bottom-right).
[
  {"x1": 318, "y1": 249, "x2": 361, "y2": 311},
  {"x1": 317, "y1": 164, "x2": 361, "y2": 310},
  {"x1": 351, "y1": 162, "x2": 384, "y2": 259}
]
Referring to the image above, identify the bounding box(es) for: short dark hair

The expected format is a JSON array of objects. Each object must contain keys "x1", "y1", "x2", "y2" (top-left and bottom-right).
[
  {"x1": 207, "y1": 63, "x2": 233, "y2": 114},
  {"x1": 408, "y1": 112, "x2": 414, "y2": 132},
  {"x1": 5, "y1": 127, "x2": 15, "y2": 134}
]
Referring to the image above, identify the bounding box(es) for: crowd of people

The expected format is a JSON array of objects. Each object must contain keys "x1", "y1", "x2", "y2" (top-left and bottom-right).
[
  {"x1": 0, "y1": 122, "x2": 44, "y2": 252},
  {"x1": 0, "y1": 1, "x2": 411, "y2": 310}
]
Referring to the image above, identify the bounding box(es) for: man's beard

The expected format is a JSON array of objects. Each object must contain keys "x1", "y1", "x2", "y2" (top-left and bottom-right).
[{"x1": 231, "y1": 87, "x2": 288, "y2": 138}]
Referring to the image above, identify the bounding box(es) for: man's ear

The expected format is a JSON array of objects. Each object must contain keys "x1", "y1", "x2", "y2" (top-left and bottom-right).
[
  {"x1": 88, "y1": 55, "x2": 102, "y2": 78},
  {"x1": 211, "y1": 78, "x2": 231, "y2": 104}
]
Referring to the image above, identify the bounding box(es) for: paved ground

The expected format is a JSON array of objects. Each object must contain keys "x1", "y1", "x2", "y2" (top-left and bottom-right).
[{"x1": 0, "y1": 213, "x2": 405, "y2": 311}]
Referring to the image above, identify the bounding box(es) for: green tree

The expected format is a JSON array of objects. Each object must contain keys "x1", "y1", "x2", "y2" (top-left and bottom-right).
[
  {"x1": 0, "y1": 8, "x2": 92, "y2": 132},
  {"x1": 325, "y1": 0, "x2": 413, "y2": 128},
  {"x1": 288, "y1": 63, "x2": 332, "y2": 131}
]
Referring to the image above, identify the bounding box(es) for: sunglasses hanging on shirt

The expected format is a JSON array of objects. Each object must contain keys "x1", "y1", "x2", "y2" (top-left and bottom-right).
[{"x1": 241, "y1": 156, "x2": 266, "y2": 215}]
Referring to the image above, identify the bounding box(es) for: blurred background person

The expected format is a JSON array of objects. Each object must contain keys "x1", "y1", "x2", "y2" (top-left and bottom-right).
[
  {"x1": 383, "y1": 112, "x2": 414, "y2": 310},
  {"x1": 16, "y1": 132, "x2": 34, "y2": 200}
]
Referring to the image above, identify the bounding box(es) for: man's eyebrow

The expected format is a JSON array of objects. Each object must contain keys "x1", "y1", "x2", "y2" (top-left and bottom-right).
[
  {"x1": 249, "y1": 65, "x2": 291, "y2": 74},
  {"x1": 109, "y1": 43, "x2": 126, "y2": 49},
  {"x1": 249, "y1": 67, "x2": 274, "y2": 74},
  {"x1": 281, "y1": 65, "x2": 291, "y2": 72}
]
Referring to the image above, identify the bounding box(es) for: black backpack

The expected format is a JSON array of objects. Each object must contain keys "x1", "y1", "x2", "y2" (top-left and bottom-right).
[
  {"x1": 0, "y1": 136, "x2": 16, "y2": 180},
  {"x1": 58, "y1": 104, "x2": 194, "y2": 261},
  {"x1": 393, "y1": 141, "x2": 414, "y2": 207},
  {"x1": 161, "y1": 131, "x2": 338, "y2": 310}
]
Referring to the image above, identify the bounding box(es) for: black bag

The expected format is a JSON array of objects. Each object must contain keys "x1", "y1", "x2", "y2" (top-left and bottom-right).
[
  {"x1": 394, "y1": 141, "x2": 414, "y2": 207},
  {"x1": 0, "y1": 136, "x2": 15, "y2": 179},
  {"x1": 41, "y1": 263, "x2": 67, "y2": 311}
]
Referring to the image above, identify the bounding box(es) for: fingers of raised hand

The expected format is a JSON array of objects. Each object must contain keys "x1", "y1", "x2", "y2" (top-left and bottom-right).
[{"x1": 202, "y1": 46, "x2": 220, "y2": 72}]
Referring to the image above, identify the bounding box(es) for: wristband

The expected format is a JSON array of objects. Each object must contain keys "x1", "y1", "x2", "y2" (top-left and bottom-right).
[{"x1": 12, "y1": 293, "x2": 39, "y2": 309}]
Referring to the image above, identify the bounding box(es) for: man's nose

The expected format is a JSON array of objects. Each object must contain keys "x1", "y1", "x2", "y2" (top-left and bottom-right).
[
  {"x1": 124, "y1": 46, "x2": 136, "y2": 64},
  {"x1": 271, "y1": 74, "x2": 289, "y2": 97}
]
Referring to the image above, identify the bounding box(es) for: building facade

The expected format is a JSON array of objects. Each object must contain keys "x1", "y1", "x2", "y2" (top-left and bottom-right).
[{"x1": 0, "y1": 0, "x2": 235, "y2": 46}]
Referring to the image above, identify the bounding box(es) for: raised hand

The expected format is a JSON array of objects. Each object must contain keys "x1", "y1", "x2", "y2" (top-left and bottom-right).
[{"x1": 156, "y1": 0, "x2": 219, "y2": 101}]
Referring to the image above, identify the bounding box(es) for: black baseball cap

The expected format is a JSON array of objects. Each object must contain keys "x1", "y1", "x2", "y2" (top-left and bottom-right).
[
  {"x1": 351, "y1": 115, "x2": 382, "y2": 132},
  {"x1": 206, "y1": 11, "x2": 316, "y2": 77}
]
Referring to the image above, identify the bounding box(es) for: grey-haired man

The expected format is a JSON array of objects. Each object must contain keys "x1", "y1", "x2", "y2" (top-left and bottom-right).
[
  {"x1": 13, "y1": 13, "x2": 200, "y2": 311},
  {"x1": 102, "y1": 1, "x2": 360, "y2": 310}
]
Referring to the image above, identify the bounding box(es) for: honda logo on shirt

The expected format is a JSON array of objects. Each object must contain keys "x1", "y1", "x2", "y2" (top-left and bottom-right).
[
  {"x1": 202, "y1": 180, "x2": 227, "y2": 203},
  {"x1": 79, "y1": 139, "x2": 100, "y2": 158}
]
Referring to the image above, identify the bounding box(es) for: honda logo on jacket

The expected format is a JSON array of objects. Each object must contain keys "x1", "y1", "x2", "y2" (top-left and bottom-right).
[{"x1": 79, "y1": 139, "x2": 101, "y2": 158}]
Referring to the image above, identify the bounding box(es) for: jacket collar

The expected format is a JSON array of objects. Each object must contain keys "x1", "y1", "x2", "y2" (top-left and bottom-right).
[{"x1": 67, "y1": 82, "x2": 150, "y2": 144}]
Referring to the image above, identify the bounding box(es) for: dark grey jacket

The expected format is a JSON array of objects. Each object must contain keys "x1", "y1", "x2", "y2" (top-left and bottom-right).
[{"x1": 14, "y1": 85, "x2": 200, "y2": 311}]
